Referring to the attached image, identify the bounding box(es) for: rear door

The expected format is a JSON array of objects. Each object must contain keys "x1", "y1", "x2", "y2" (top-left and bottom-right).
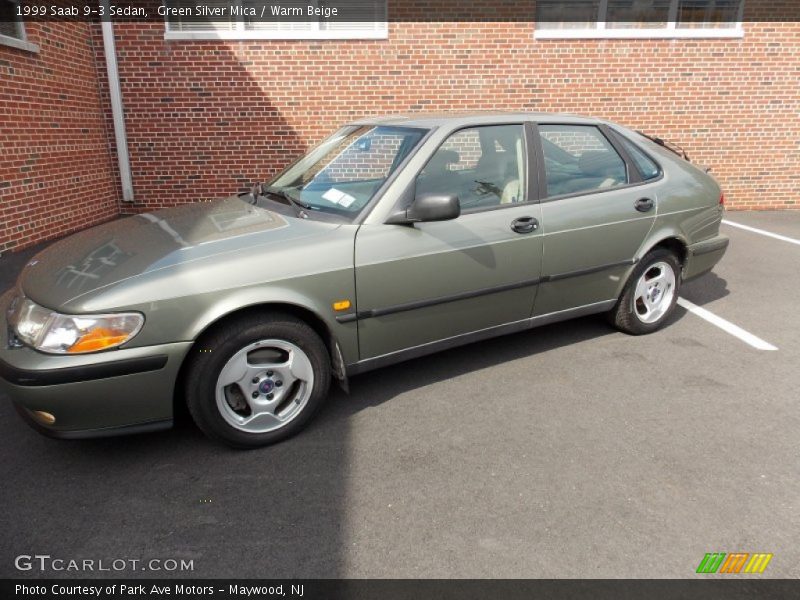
[
  {"x1": 353, "y1": 123, "x2": 544, "y2": 361},
  {"x1": 532, "y1": 123, "x2": 658, "y2": 316}
]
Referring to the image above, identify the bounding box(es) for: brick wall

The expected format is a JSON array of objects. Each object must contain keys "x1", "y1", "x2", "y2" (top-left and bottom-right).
[
  {"x1": 104, "y1": 19, "x2": 798, "y2": 216},
  {"x1": 0, "y1": 22, "x2": 120, "y2": 253},
  {"x1": 1, "y1": 16, "x2": 798, "y2": 251}
]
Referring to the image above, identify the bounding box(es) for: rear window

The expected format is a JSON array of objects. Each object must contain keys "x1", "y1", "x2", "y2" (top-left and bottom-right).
[{"x1": 618, "y1": 136, "x2": 661, "y2": 181}]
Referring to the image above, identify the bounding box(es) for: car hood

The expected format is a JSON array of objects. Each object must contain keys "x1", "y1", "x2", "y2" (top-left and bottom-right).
[{"x1": 19, "y1": 196, "x2": 341, "y2": 310}]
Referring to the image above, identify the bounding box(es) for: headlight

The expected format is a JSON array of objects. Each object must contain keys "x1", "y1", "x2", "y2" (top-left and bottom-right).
[{"x1": 9, "y1": 297, "x2": 144, "y2": 354}]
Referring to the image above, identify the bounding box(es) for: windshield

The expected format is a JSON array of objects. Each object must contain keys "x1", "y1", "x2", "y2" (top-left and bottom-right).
[{"x1": 267, "y1": 125, "x2": 428, "y2": 220}]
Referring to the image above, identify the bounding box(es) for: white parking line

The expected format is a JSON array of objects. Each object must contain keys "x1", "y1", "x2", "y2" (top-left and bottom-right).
[
  {"x1": 677, "y1": 297, "x2": 778, "y2": 351},
  {"x1": 722, "y1": 219, "x2": 800, "y2": 247}
]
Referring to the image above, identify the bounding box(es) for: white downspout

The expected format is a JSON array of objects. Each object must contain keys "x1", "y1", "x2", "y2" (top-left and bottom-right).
[{"x1": 100, "y1": 10, "x2": 134, "y2": 202}]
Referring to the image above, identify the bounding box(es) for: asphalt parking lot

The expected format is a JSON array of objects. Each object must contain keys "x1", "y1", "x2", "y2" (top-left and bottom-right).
[{"x1": 1, "y1": 211, "x2": 798, "y2": 579}]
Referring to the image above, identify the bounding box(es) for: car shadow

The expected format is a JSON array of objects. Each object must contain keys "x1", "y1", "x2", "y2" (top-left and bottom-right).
[
  {"x1": 336, "y1": 314, "x2": 615, "y2": 415},
  {"x1": 71, "y1": 313, "x2": 620, "y2": 448},
  {"x1": 334, "y1": 271, "x2": 732, "y2": 417},
  {"x1": 0, "y1": 243, "x2": 48, "y2": 292},
  {"x1": 680, "y1": 272, "x2": 730, "y2": 306}
]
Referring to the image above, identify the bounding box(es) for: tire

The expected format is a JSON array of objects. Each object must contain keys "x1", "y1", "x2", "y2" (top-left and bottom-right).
[
  {"x1": 184, "y1": 313, "x2": 331, "y2": 448},
  {"x1": 609, "y1": 248, "x2": 681, "y2": 335}
]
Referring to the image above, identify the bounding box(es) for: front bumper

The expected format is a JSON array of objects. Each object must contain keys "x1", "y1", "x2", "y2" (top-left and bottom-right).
[
  {"x1": 12, "y1": 403, "x2": 173, "y2": 439},
  {"x1": 0, "y1": 290, "x2": 191, "y2": 438}
]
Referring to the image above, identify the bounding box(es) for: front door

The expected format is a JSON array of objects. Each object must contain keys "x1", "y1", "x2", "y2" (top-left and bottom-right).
[{"x1": 354, "y1": 124, "x2": 544, "y2": 360}]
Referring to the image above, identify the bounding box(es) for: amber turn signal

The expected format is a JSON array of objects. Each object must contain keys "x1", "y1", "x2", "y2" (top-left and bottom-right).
[
  {"x1": 32, "y1": 410, "x2": 56, "y2": 426},
  {"x1": 67, "y1": 328, "x2": 131, "y2": 353},
  {"x1": 332, "y1": 300, "x2": 352, "y2": 311}
]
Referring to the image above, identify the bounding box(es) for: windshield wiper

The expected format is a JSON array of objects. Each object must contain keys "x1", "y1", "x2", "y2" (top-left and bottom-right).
[{"x1": 261, "y1": 185, "x2": 312, "y2": 218}]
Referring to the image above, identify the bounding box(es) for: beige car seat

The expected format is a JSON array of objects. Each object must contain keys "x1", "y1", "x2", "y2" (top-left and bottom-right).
[
  {"x1": 501, "y1": 180, "x2": 521, "y2": 204},
  {"x1": 500, "y1": 138, "x2": 526, "y2": 204}
]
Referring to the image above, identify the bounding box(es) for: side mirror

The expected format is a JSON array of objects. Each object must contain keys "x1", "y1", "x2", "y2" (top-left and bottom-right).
[{"x1": 387, "y1": 194, "x2": 461, "y2": 225}]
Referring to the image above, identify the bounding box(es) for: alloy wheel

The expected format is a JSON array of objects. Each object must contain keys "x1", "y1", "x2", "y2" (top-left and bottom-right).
[
  {"x1": 633, "y1": 261, "x2": 676, "y2": 324},
  {"x1": 215, "y1": 339, "x2": 314, "y2": 433}
]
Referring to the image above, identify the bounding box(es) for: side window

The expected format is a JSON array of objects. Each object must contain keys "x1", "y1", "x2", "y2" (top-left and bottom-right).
[
  {"x1": 416, "y1": 125, "x2": 527, "y2": 211},
  {"x1": 617, "y1": 135, "x2": 661, "y2": 181},
  {"x1": 539, "y1": 125, "x2": 628, "y2": 198},
  {"x1": 440, "y1": 129, "x2": 482, "y2": 172}
]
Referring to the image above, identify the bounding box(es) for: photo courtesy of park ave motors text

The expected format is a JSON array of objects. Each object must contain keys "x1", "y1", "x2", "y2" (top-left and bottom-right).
[{"x1": 1, "y1": 0, "x2": 799, "y2": 588}]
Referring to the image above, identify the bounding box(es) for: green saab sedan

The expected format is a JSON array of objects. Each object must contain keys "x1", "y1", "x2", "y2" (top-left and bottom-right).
[{"x1": 0, "y1": 113, "x2": 729, "y2": 447}]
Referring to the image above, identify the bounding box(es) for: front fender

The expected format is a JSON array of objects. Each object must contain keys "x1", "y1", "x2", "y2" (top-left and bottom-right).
[
  {"x1": 121, "y1": 264, "x2": 360, "y2": 365},
  {"x1": 182, "y1": 279, "x2": 359, "y2": 365}
]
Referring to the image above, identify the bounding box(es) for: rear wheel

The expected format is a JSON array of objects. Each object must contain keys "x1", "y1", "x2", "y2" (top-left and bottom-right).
[
  {"x1": 185, "y1": 314, "x2": 331, "y2": 448},
  {"x1": 609, "y1": 249, "x2": 681, "y2": 335}
]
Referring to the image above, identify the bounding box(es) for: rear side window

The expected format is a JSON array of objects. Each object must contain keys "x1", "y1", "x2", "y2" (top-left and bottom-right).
[
  {"x1": 617, "y1": 135, "x2": 661, "y2": 181},
  {"x1": 539, "y1": 125, "x2": 627, "y2": 198}
]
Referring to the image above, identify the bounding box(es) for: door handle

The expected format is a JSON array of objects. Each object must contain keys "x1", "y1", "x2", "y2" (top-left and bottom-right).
[
  {"x1": 634, "y1": 197, "x2": 655, "y2": 212},
  {"x1": 511, "y1": 216, "x2": 539, "y2": 234}
]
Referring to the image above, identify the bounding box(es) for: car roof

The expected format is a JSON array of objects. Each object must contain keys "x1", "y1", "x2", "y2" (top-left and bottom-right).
[{"x1": 348, "y1": 111, "x2": 602, "y2": 129}]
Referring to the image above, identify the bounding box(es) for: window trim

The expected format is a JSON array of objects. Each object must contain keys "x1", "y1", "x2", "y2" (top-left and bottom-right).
[
  {"x1": 532, "y1": 122, "x2": 664, "y2": 204},
  {"x1": 534, "y1": 0, "x2": 745, "y2": 39},
  {"x1": 163, "y1": 0, "x2": 388, "y2": 41},
  {"x1": 0, "y1": 0, "x2": 39, "y2": 52}
]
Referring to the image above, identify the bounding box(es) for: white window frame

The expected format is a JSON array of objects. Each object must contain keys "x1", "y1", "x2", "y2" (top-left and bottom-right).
[
  {"x1": 534, "y1": 0, "x2": 744, "y2": 39},
  {"x1": 0, "y1": 0, "x2": 39, "y2": 52},
  {"x1": 163, "y1": 0, "x2": 388, "y2": 41}
]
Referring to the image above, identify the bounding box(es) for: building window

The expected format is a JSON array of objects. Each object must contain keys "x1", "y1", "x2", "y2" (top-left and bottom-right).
[
  {"x1": 0, "y1": 0, "x2": 38, "y2": 52},
  {"x1": 0, "y1": 0, "x2": 23, "y2": 41},
  {"x1": 164, "y1": 0, "x2": 388, "y2": 40},
  {"x1": 535, "y1": 0, "x2": 745, "y2": 38}
]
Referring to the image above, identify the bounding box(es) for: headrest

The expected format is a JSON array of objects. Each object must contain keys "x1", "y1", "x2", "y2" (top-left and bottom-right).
[{"x1": 429, "y1": 149, "x2": 459, "y2": 169}]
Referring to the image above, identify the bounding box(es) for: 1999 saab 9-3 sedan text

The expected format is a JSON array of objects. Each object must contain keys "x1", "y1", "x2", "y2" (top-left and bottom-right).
[{"x1": 0, "y1": 113, "x2": 729, "y2": 447}]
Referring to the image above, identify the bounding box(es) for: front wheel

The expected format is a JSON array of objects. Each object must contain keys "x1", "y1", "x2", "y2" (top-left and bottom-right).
[
  {"x1": 185, "y1": 314, "x2": 331, "y2": 448},
  {"x1": 609, "y1": 249, "x2": 681, "y2": 335}
]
